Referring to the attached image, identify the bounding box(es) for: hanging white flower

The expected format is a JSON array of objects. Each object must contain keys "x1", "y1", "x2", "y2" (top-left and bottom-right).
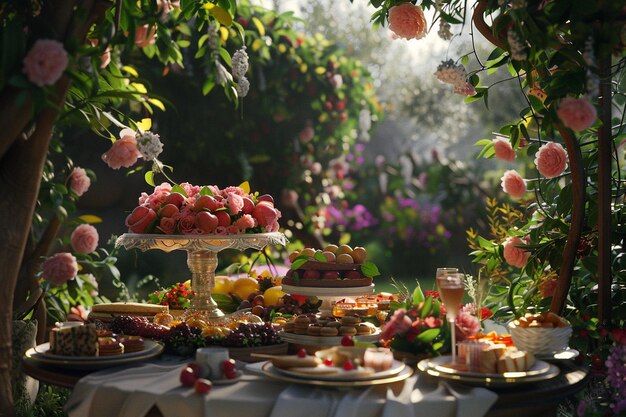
[
  {"x1": 434, "y1": 59, "x2": 467, "y2": 87},
  {"x1": 231, "y1": 47, "x2": 249, "y2": 80},
  {"x1": 215, "y1": 60, "x2": 231, "y2": 85},
  {"x1": 237, "y1": 76, "x2": 250, "y2": 97},
  {"x1": 136, "y1": 131, "x2": 163, "y2": 161},
  {"x1": 438, "y1": 20, "x2": 453, "y2": 40},
  {"x1": 207, "y1": 22, "x2": 219, "y2": 51}
]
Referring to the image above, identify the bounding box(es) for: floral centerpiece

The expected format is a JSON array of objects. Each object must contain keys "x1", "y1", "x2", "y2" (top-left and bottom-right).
[
  {"x1": 125, "y1": 181, "x2": 281, "y2": 235},
  {"x1": 379, "y1": 280, "x2": 491, "y2": 364}
]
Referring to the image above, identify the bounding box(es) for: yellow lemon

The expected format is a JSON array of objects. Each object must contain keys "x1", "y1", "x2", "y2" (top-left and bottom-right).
[
  {"x1": 232, "y1": 276, "x2": 260, "y2": 300},
  {"x1": 213, "y1": 276, "x2": 234, "y2": 295},
  {"x1": 263, "y1": 286, "x2": 286, "y2": 307}
]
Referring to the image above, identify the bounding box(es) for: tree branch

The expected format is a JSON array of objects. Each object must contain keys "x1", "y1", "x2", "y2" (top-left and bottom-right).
[{"x1": 472, "y1": 0, "x2": 507, "y2": 51}]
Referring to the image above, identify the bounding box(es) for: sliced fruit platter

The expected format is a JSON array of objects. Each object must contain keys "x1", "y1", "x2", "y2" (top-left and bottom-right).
[{"x1": 283, "y1": 245, "x2": 380, "y2": 288}]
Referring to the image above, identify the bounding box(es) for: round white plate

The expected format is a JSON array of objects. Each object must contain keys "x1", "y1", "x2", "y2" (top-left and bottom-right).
[
  {"x1": 272, "y1": 359, "x2": 406, "y2": 381},
  {"x1": 537, "y1": 347, "x2": 580, "y2": 361},
  {"x1": 278, "y1": 330, "x2": 380, "y2": 346}
]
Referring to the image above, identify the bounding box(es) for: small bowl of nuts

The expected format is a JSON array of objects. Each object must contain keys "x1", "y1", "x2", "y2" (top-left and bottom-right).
[{"x1": 508, "y1": 312, "x2": 572, "y2": 355}]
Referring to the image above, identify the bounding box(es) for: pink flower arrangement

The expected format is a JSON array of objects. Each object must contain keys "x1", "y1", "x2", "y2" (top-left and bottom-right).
[
  {"x1": 493, "y1": 137, "x2": 516, "y2": 162},
  {"x1": 556, "y1": 97, "x2": 597, "y2": 132},
  {"x1": 535, "y1": 141, "x2": 568, "y2": 178},
  {"x1": 42, "y1": 252, "x2": 78, "y2": 286},
  {"x1": 388, "y1": 3, "x2": 428, "y2": 40},
  {"x1": 125, "y1": 182, "x2": 281, "y2": 235},
  {"x1": 500, "y1": 169, "x2": 526, "y2": 199},
  {"x1": 454, "y1": 311, "x2": 481, "y2": 341},
  {"x1": 22, "y1": 39, "x2": 68, "y2": 87},
  {"x1": 68, "y1": 167, "x2": 91, "y2": 197},
  {"x1": 70, "y1": 224, "x2": 99, "y2": 254},
  {"x1": 502, "y1": 236, "x2": 530, "y2": 268},
  {"x1": 102, "y1": 129, "x2": 142, "y2": 169}
]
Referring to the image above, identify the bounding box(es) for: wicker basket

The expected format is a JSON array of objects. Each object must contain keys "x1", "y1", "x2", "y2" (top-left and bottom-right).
[
  {"x1": 508, "y1": 322, "x2": 572, "y2": 355},
  {"x1": 228, "y1": 343, "x2": 289, "y2": 363}
]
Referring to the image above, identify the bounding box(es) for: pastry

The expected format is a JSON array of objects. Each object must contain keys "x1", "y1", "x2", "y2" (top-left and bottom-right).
[
  {"x1": 307, "y1": 325, "x2": 322, "y2": 336},
  {"x1": 339, "y1": 326, "x2": 357, "y2": 336},
  {"x1": 49, "y1": 323, "x2": 98, "y2": 356},
  {"x1": 320, "y1": 326, "x2": 339, "y2": 336},
  {"x1": 340, "y1": 315, "x2": 360, "y2": 326},
  {"x1": 89, "y1": 302, "x2": 168, "y2": 325},
  {"x1": 496, "y1": 348, "x2": 536, "y2": 373},
  {"x1": 119, "y1": 335, "x2": 145, "y2": 353},
  {"x1": 270, "y1": 354, "x2": 322, "y2": 369},
  {"x1": 98, "y1": 337, "x2": 124, "y2": 356}
]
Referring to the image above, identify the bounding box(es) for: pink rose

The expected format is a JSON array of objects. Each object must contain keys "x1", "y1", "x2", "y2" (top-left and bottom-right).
[
  {"x1": 380, "y1": 308, "x2": 413, "y2": 340},
  {"x1": 329, "y1": 74, "x2": 343, "y2": 89},
  {"x1": 226, "y1": 192, "x2": 244, "y2": 215},
  {"x1": 135, "y1": 24, "x2": 157, "y2": 48},
  {"x1": 70, "y1": 224, "x2": 99, "y2": 254},
  {"x1": 68, "y1": 167, "x2": 91, "y2": 197},
  {"x1": 252, "y1": 201, "x2": 281, "y2": 231},
  {"x1": 195, "y1": 211, "x2": 219, "y2": 233},
  {"x1": 500, "y1": 169, "x2": 526, "y2": 199},
  {"x1": 23, "y1": 39, "x2": 68, "y2": 87},
  {"x1": 503, "y1": 236, "x2": 530, "y2": 268},
  {"x1": 125, "y1": 206, "x2": 157, "y2": 233},
  {"x1": 493, "y1": 138, "x2": 516, "y2": 162},
  {"x1": 157, "y1": 217, "x2": 177, "y2": 234},
  {"x1": 388, "y1": 3, "x2": 428, "y2": 40},
  {"x1": 455, "y1": 312, "x2": 480, "y2": 342},
  {"x1": 178, "y1": 212, "x2": 196, "y2": 234},
  {"x1": 102, "y1": 135, "x2": 141, "y2": 169},
  {"x1": 42, "y1": 252, "x2": 78, "y2": 286},
  {"x1": 535, "y1": 141, "x2": 568, "y2": 178},
  {"x1": 557, "y1": 97, "x2": 597, "y2": 132}
]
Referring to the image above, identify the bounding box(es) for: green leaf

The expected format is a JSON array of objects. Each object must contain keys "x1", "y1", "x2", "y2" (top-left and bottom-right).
[
  {"x1": 144, "y1": 171, "x2": 155, "y2": 187},
  {"x1": 290, "y1": 258, "x2": 308, "y2": 270},
  {"x1": 314, "y1": 251, "x2": 326, "y2": 262},
  {"x1": 171, "y1": 184, "x2": 188, "y2": 197},
  {"x1": 210, "y1": 5, "x2": 233, "y2": 27},
  {"x1": 412, "y1": 283, "x2": 425, "y2": 305},
  {"x1": 420, "y1": 296, "x2": 433, "y2": 319},
  {"x1": 199, "y1": 186, "x2": 214, "y2": 196},
  {"x1": 416, "y1": 328, "x2": 440, "y2": 343},
  {"x1": 360, "y1": 261, "x2": 380, "y2": 277},
  {"x1": 202, "y1": 78, "x2": 215, "y2": 95}
]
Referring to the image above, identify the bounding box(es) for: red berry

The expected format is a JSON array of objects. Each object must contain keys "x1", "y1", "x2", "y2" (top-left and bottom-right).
[
  {"x1": 297, "y1": 348, "x2": 307, "y2": 358},
  {"x1": 341, "y1": 335, "x2": 354, "y2": 347},
  {"x1": 180, "y1": 367, "x2": 198, "y2": 387},
  {"x1": 323, "y1": 358, "x2": 333, "y2": 366},
  {"x1": 225, "y1": 370, "x2": 239, "y2": 380},
  {"x1": 187, "y1": 362, "x2": 205, "y2": 378},
  {"x1": 194, "y1": 378, "x2": 213, "y2": 394},
  {"x1": 343, "y1": 360, "x2": 354, "y2": 371},
  {"x1": 221, "y1": 359, "x2": 236, "y2": 373}
]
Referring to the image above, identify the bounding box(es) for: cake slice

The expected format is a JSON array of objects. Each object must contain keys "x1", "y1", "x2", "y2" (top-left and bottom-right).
[{"x1": 496, "y1": 348, "x2": 536, "y2": 372}]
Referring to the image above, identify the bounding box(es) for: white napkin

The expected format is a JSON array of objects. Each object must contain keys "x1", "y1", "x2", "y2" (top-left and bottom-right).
[
  {"x1": 442, "y1": 381, "x2": 498, "y2": 417},
  {"x1": 382, "y1": 374, "x2": 455, "y2": 417}
]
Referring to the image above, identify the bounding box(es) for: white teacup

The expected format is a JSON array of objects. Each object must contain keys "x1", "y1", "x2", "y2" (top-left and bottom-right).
[{"x1": 196, "y1": 347, "x2": 230, "y2": 379}]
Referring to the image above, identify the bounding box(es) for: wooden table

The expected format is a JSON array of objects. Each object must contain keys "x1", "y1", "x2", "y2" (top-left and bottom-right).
[{"x1": 23, "y1": 357, "x2": 588, "y2": 417}]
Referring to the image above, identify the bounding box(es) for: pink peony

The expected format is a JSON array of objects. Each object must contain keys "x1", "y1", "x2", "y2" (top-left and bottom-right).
[
  {"x1": 252, "y1": 201, "x2": 281, "y2": 230},
  {"x1": 233, "y1": 214, "x2": 256, "y2": 230},
  {"x1": 503, "y1": 236, "x2": 530, "y2": 268},
  {"x1": 42, "y1": 252, "x2": 78, "y2": 286},
  {"x1": 500, "y1": 169, "x2": 526, "y2": 199},
  {"x1": 70, "y1": 224, "x2": 99, "y2": 254},
  {"x1": 388, "y1": 3, "x2": 428, "y2": 40},
  {"x1": 68, "y1": 167, "x2": 91, "y2": 197},
  {"x1": 557, "y1": 97, "x2": 597, "y2": 132},
  {"x1": 380, "y1": 308, "x2": 413, "y2": 340},
  {"x1": 22, "y1": 39, "x2": 68, "y2": 87},
  {"x1": 226, "y1": 192, "x2": 244, "y2": 215},
  {"x1": 493, "y1": 138, "x2": 516, "y2": 162},
  {"x1": 102, "y1": 134, "x2": 141, "y2": 169},
  {"x1": 455, "y1": 311, "x2": 481, "y2": 342},
  {"x1": 135, "y1": 24, "x2": 157, "y2": 48},
  {"x1": 178, "y1": 212, "x2": 196, "y2": 234},
  {"x1": 535, "y1": 141, "x2": 568, "y2": 178}
]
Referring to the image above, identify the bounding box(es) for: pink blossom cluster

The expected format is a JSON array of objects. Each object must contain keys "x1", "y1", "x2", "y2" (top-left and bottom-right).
[
  {"x1": 125, "y1": 182, "x2": 281, "y2": 235},
  {"x1": 42, "y1": 252, "x2": 78, "y2": 286}
]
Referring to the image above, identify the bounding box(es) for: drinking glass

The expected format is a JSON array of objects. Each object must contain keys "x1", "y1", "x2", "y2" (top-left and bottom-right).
[{"x1": 436, "y1": 271, "x2": 464, "y2": 363}]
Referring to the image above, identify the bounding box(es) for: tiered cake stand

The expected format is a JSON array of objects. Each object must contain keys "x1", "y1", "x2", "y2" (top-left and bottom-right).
[{"x1": 116, "y1": 232, "x2": 287, "y2": 321}]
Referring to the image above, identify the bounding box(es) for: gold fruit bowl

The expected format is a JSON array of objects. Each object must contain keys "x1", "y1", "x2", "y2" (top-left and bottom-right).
[{"x1": 508, "y1": 321, "x2": 572, "y2": 355}]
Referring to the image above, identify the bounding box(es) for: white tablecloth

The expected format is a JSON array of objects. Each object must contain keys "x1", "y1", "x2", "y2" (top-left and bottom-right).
[{"x1": 65, "y1": 362, "x2": 497, "y2": 417}]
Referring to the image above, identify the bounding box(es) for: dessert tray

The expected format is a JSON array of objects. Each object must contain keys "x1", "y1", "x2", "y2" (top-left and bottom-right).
[
  {"x1": 260, "y1": 361, "x2": 413, "y2": 387},
  {"x1": 25, "y1": 340, "x2": 163, "y2": 370},
  {"x1": 278, "y1": 330, "x2": 381, "y2": 346},
  {"x1": 417, "y1": 356, "x2": 559, "y2": 387}
]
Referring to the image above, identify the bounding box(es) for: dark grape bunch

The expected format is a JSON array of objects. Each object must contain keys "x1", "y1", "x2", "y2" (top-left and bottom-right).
[
  {"x1": 110, "y1": 315, "x2": 169, "y2": 340},
  {"x1": 165, "y1": 323, "x2": 207, "y2": 356},
  {"x1": 221, "y1": 323, "x2": 281, "y2": 347},
  {"x1": 255, "y1": 294, "x2": 321, "y2": 321}
]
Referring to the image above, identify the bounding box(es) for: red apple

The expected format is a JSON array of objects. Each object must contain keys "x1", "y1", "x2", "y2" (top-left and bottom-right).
[
  {"x1": 241, "y1": 197, "x2": 255, "y2": 214},
  {"x1": 165, "y1": 192, "x2": 186, "y2": 208},
  {"x1": 322, "y1": 271, "x2": 340, "y2": 280},
  {"x1": 344, "y1": 270, "x2": 363, "y2": 280},
  {"x1": 215, "y1": 210, "x2": 231, "y2": 227},
  {"x1": 158, "y1": 203, "x2": 179, "y2": 218},
  {"x1": 196, "y1": 211, "x2": 219, "y2": 233},
  {"x1": 194, "y1": 378, "x2": 213, "y2": 394},
  {"x1": 180, "y1": 366, "x2": 198, "y2": 387},
  {"x1": 194, "y1": 195, "x2": 221, "y2": 212},
  {"x1": 257, "y1": 194, "x2": 274, "y2": 204}
]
